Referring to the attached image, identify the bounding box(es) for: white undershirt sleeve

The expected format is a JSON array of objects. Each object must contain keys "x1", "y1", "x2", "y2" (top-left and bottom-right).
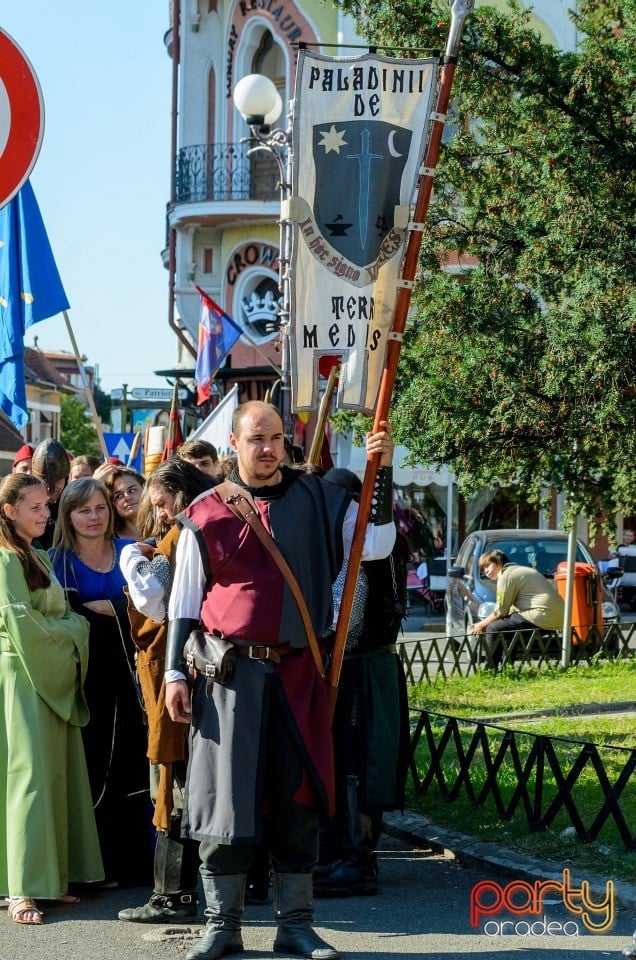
[
  {"x1": 342, "y1": 501, "x2": 396, "y2": 561},
  {"x1": 167, "y1": 526, "x2": 206, "y2": 621},
  {"x1": 166, "y1": 527, "x2": 206, "y2": 684},
  {"x1": 119, "y1": 543, "x2": 166, "y2": 623}
]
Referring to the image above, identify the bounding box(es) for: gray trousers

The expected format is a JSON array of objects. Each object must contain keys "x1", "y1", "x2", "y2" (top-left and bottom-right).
[{"x1": 199, "y1": 686, "x2": 318, "y2": 879}]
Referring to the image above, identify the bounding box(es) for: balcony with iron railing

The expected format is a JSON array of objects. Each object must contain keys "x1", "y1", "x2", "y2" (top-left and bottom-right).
[{"x1": 174, "y1": 142, "x2": 281, "y2": 204}]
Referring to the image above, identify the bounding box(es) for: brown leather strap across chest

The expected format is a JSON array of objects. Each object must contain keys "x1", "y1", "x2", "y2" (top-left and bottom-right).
[{"x1": 214, "y1": 479, "x2": 325, "y2": 679}]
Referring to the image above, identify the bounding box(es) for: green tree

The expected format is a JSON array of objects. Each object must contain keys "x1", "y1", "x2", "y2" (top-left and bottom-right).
[
  {"x1": 60, "y1": 393, "x2": 100, "y2": 457},
  {"x1": 333, "y1": 0, "x2": 636, "y2": 525}
]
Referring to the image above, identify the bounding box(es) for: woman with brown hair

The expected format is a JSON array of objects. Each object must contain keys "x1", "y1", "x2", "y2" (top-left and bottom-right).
[
  {"x1": 50, "y1": 477, "x2": 153, "y2": 886},
  {"x1": 94, "y1": 463, "x2": 145, "y2": 540},
  {"x1": 0, "y1": 474, "x2": 103, "y2": 924}
]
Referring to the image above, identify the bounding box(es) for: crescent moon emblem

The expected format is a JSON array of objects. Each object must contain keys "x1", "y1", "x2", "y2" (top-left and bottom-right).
[{"x1": 387, "y1": 130, "x2": 402, "y2": 157}]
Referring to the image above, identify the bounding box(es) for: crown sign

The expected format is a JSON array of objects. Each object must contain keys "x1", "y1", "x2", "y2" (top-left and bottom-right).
[{"x1": 241, "y1": 290, "x2": 281, "y2": 337}]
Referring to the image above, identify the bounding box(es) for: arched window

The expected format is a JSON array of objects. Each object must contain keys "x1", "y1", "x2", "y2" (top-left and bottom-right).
[{"x1": 252, "y1": 29, "x2": 286, "y2": 94}]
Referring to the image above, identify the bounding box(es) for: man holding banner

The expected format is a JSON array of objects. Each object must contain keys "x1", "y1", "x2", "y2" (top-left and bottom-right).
[{"x1": 164, "y1": 401, "x2": 395, "y2": 960}]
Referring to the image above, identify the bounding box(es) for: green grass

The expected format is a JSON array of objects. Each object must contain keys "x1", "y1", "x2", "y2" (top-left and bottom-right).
[
  {"x1": 405, "y1": 660, "x2": 636, "y2": 883},
  {"x1": 504, "y1": 714, "x2": 634, "y2": 746},
  {"x1": 409, "y1": 659, "x2": 636, "y2": 718}
]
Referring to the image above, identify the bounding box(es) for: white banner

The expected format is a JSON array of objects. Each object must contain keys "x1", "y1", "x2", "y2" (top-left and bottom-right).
[
  {"x1": 188, "y1": 383, "x2": 239, "y2": 456},
  {"x1": 289, "y1": 51, "x2": 438, "y2": 413}
]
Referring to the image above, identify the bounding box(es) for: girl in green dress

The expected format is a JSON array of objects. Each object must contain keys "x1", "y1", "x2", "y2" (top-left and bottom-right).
[{"x1": 0, "y1": 474, "x2": 103, "y2": 924}]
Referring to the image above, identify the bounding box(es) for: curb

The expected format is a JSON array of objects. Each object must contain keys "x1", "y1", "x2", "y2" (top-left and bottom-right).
[
  {"x1": 382, "y1": 810, "x2": 636, "y2": 910},
  {"x1": 474, "y1": 700, "x2": 636, "y2": 723}
]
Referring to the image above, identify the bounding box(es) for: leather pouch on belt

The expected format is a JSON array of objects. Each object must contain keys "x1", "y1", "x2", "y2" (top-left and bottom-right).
[{"x1": 184, "y1": 628, "x2": 237, "y2": 694}]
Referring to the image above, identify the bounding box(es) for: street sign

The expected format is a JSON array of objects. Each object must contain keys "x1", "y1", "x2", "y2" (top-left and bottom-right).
[
  {"x1": 130, "y1": 387, "x2": 189, "y2": 401},
  {"x1": 110, "y1": 388, "x2": 124, "y2": 400},
  {"x1": 0, "y1": 29, "x2": 44, "y2": 209}
]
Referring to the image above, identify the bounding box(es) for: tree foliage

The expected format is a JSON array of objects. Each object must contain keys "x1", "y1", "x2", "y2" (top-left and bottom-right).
[
  {"x1": 60, "y1": 393, "x2": 100, "y2": 457},
  {"x1": 333, "y1": 0, "x2": 636, "y2": 525}
]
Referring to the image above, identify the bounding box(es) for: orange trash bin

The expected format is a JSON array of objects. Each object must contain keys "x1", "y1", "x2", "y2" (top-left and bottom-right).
[{"x1": 554, "y1": 562, "x2": 603, "y2": 643}]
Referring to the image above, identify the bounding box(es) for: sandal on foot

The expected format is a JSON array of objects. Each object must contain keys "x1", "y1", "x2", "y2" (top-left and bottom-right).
[
  {"x1": 47, "y1": 894, "x2": 80, "y2": 904},
  {"x1": 8, "y1": 897, "x2": 44, "y2": 924}
]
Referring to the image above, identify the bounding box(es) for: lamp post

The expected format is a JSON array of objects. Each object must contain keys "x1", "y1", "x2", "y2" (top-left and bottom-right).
[{"x1": 232, "y1": 73, "x2": 295, "y2": 440}]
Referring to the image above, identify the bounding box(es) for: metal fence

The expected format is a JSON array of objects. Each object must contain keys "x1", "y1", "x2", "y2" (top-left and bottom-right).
[
  {"x1": 400, "y1": 623, "x2": 636, "y2": 849},
  {"x1": 399, "y1": 621, "x2": 636, "y2": 684},
  {"x1": 175, "y1": 143, "x2": 280, "y2": 203},
  {"x1": 408, "y1": 708, "x2": 636, "y2": 849}
]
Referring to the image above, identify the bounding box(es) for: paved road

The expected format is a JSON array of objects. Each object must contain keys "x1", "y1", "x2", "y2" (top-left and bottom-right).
[{"x1": 1, "y1": 833, "x2": 633, "y2": 960}]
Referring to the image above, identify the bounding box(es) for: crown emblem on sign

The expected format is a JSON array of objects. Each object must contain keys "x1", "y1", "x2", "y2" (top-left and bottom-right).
[{"x1": 241, "y1": 290, "x2": 281, "y2": 337}]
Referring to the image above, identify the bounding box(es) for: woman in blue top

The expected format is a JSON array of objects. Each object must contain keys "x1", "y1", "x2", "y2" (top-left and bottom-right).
[{"x1": 50, "y1": 478, "x2": 153, "y2": 886}]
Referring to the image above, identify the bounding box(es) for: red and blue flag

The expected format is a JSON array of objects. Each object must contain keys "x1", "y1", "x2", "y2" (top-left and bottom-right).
[{"x1": 194, "y1": 286, "x2": 242, "y2": 404}]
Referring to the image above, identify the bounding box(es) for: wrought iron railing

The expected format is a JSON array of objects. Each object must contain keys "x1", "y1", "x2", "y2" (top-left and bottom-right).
[
  {"x1": 408, "y1": 708, "x2": 636, "y2": 849},
  {"x1": 399, "y1": 621, "x2": 636, "y2": 683},
  {"x1": 175, "y1": 143, "x2": 281, "y2": 203}
]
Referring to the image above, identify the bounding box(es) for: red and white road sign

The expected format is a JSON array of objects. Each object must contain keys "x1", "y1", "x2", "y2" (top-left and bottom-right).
[{"x1": 0, "y1": 28, "x2": 44, "y2": 209}]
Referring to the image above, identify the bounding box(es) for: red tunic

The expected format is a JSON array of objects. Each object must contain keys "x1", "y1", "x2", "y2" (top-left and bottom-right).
[{"x1": 180, "y1": 470, "x2": 351, "y2": 820}]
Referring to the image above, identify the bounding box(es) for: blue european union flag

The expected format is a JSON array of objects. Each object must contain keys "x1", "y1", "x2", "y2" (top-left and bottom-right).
[{"x1": 0, "y1": 180, "x2": 69, "y2": 429}]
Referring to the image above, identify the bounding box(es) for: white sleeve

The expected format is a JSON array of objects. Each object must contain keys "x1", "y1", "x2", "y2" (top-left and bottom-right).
[
  {"x1": 167, "y1": 525, "x2": 206, "y2": 621},
  {"x1": 342, "y1": 501, "x2": 396, "y2": 561},
  {"x1": 119, "y1": 542, "x2": 166, "y2": 623}
]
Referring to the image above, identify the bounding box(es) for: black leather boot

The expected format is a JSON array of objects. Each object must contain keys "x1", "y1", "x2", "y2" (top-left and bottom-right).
[
  {"x1": 118, "y1": 891, "x2": 197, "y2": 923},
  {"x1": 185, "y1": 875, "x2": 245, "y2": 960},
  {"x1": 154, "y1": 817, "x2": 201, "y2": 895},
  {"x1": 245, "y1": 846, "x2": 271, "y2": 905},
  {"x1": 272, "y1": 873, "x2": 340, "y2": 959},
  {"x1": 314, "y1": 776, "x2": 379, "y2": 897},
  {"x1": 313, "y1": 854, "x2": 379, "y2": 897}
]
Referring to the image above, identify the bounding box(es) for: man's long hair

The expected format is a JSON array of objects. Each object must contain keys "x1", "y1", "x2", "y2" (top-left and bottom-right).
[{"x1": 141, "y1": 458, "x2": 217, "y2": 540}]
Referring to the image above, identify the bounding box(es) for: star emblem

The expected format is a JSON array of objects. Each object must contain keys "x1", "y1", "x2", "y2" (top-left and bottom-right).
[{"x1": 318, "y1": 125, "x2": 348, "y2": 154}]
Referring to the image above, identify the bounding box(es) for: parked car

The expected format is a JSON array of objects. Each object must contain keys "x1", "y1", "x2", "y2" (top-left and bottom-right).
[{"x1": 445, "y1": 529, "x2": 621, "y2": 639}]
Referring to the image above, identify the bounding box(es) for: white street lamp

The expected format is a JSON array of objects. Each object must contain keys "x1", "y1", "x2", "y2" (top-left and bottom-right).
[
  {"x1": 233, "y1": 73, "x2": 294, "y2": 439},
  {"x1": 233, "y1": 74, "x2": 281, "y2": 126}
]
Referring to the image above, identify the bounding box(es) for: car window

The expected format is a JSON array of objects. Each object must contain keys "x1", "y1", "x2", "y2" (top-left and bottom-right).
[
  {"x1": 456, "y1": 536, "x2": 475, "y2": 570},
  {"x1": 487, "y1": 538, "x2": 589, "y2": 577}
]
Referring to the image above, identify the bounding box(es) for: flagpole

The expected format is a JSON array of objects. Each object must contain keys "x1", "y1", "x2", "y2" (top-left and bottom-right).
[
  {"x1": 162, "y1": 379, "x2": 184, "y2": 460},
  {"x1": 231, "y1": 80, "x2": 294, "y2": 439},
  {"x1": 232, "y1": 327, "x2": 282, "y2": 378},
  {"x1": 307, "y1": 363, "x2": 339, "y2": 465},
  {"x1": 326, "y1": 0, "x2": 475, "y2": 719},
  {"x1": 62, "y1": 310, "x2": 109, "y2": 461}
]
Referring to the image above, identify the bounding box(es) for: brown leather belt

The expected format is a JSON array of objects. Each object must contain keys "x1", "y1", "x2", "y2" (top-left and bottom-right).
[{"x1": 233, "y1": 644, "x2": 294, "y2": 663}]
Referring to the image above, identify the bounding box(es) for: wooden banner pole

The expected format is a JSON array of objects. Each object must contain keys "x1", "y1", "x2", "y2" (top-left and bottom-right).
[
  {"x1": 308, "y1": 364, "x2": 339, "y2": 465},
  {"x1": 62, "y1": 310, "x2": 109, "y2": 461},
  {"x1": 327, "y1": 0, "x2": 475, "y2": 718}
]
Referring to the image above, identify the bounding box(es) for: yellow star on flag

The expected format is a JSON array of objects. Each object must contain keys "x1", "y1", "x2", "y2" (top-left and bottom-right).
[{"x1": 318, "y1": 125, "x2": 348, "y2": 154}]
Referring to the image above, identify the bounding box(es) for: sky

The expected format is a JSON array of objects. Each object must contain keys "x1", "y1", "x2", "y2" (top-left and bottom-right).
[{"x1": 2, "y1": 4, "x2": 178, "y2": 396}]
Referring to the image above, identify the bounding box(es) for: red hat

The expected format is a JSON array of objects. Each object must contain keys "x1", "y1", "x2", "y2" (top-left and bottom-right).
[
  {"x1": 108, "y1": 457, "x2": 125, "y2": 466},
  {"x1": 12, "y1": 444, "x2": 35, "y2": 467}
]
